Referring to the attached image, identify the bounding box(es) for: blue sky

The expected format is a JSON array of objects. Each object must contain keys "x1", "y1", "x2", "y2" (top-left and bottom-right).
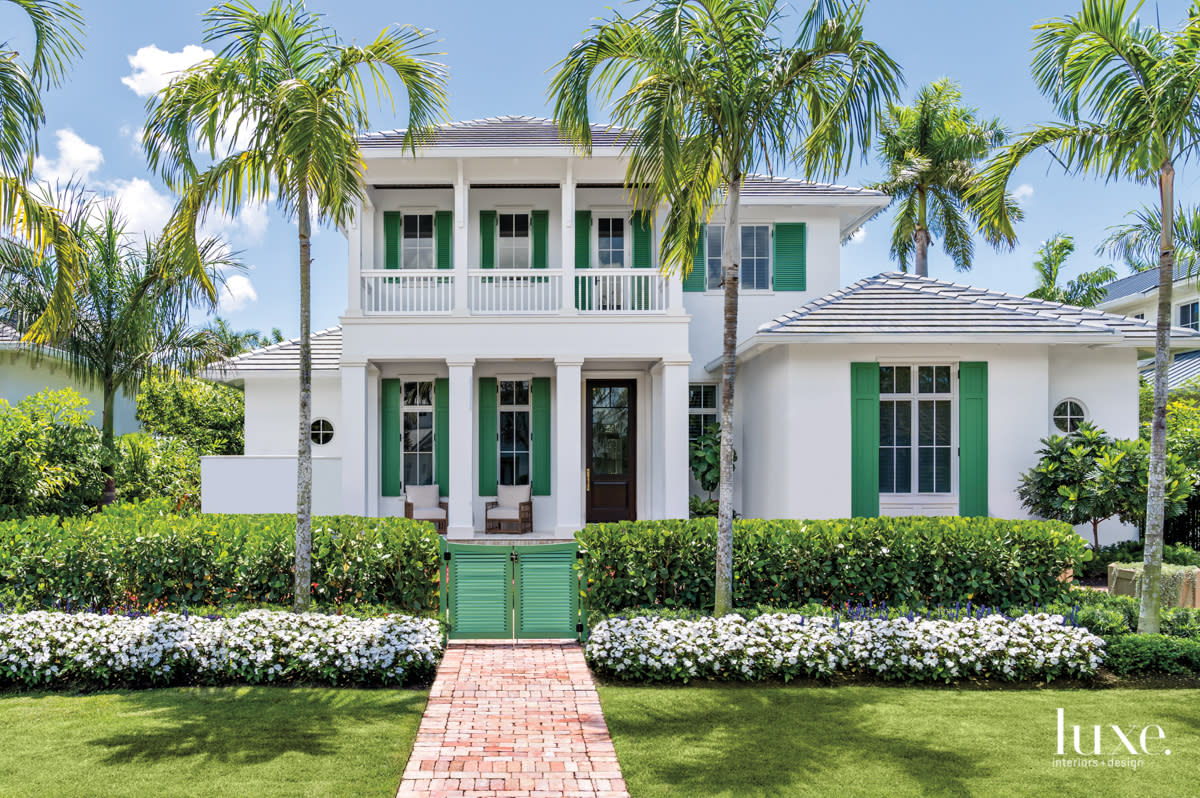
[{"x1": 6, "y1": 0, "x2": 1197, "y2": 338}]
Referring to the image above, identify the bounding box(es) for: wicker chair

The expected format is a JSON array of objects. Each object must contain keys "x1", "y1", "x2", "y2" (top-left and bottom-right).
[
  {"x1": 485, "y1": 484, "x2": 533, "y2": 534},
  {"x1": 404, "y1": 484, "x2": 448, "y2": 534}
]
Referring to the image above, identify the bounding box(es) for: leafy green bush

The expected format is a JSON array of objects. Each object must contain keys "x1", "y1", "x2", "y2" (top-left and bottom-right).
[
  {"x1": 576, "y1": 517, "x2": 1084, "y2": 613},
  {"x1": 0, "y1": 389, "x2": 104, "y2": 518},
  {"x1": 688, "y1": 424, "x2": 733, "y2": 497},
  {"x1": 1101, "y1": 634, "x2": 1200, "y2": 675},
  {"x1": 114, "y1": 433, "x2": 201, "y2": 512},
  {"x1": 1162, "y1": 607, "x2": 1200, "y2": 639},
  {"x1": 0, "y1": 502, "x2": 439, "y2": 610},
  {"x1": 688, "y1": 496, "x2": 718, "y2": 518},
  {"x1": 136, "y1": 376, "x2": 244, "y2": 455}
]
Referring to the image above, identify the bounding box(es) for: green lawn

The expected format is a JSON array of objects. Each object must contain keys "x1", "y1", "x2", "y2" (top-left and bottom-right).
[
  {"x1": 0, "y1": 687, "x2": 427, "y2": 798},
  {"x1": 600, "y1": 685, "x2": 1200, "y2": 798}
]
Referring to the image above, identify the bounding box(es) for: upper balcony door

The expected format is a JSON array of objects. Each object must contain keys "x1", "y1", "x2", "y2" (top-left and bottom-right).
[{"x1": 593, "y1": 215, "x2": 629, "y2": 311}]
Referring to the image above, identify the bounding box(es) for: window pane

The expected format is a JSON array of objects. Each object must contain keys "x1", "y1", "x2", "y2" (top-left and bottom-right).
[
  {"x1": 934, "y1": 365, "x2": 951, "y2": 393},
  {"x1": 707, "y1": 225, "x2": 724, "y2": 290},
  {"x1": 918, "y1": 447, "x2": 934, "y2": 493},
  {"x1": 513, "y1": 380, "x2": 530, "y2": 406},
  {"x1": 918, "y1": 401, "x2": 934, "y2": 445},
  {"x1": 499, "y1": 214, "x2": 514, "y2": 236},
  {"x1": 514, "y1": 412, "x2": 530, "y2": 452},
  {"x1": 895, "y1": 366, "x2": 911, "y2": 394},
  {"x1": 500, "y1": 411, "x2": 515, "y2": 451},
  {"x1": 895, "y1": 447, "x2": 912, "y2": 493},
  {"x1": 689, "y1": 384, "x2": 705, "y2": 409},
  {"x1": 918, "y1": 366, "x2": 934, "y2": 393},
  {"x1": 935, "y1": 400, "x2": 951, "y2": 445},
  {"x1": 880, "y1": 401, "x2": 895, "y2": 446},
  {"x1": 404, "y1": 412, "x2": 433, "y2": 453},
  {"x1": 935, "y1": 447, "x2": 951, "y2": 492},
  {"x1": 879, "y1": 447, "x2": 894, "y2": 493},
  {"x1": 895, "y1": 401, "x2": 911, "y2": 446},
  {"x1": 880, "y1": 366, "x2": 894, "y2": 394},
  {"x1": 404, "y1": 381, "x2": 432, "y2": 407},
  {"x1": 689, "y1": 415, "x2": 704, "y2": 440},
  {"x1": 514, "y1": 214, "x2": 529, "y2": 237}
]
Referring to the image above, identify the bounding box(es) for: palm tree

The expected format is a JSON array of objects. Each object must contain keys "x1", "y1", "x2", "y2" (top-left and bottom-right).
[
  {"x1": 974, "y1": 0, "x2": 1200, "y2": 634},
  {"x1": 1101, "y1": 204, "x2": 1200, "y2": 274},
  {"x1": 143, "y1": 0, "x2": 448, "y2": 611},
  {"x1": 551, "y1": 0, "x2": 902, "y2": 616},
  {"x1": 1026, "y1": 233, "x2": 1117, "y2": 307},
  {"x1": 0, "y1": 0, "x2": 85, "y2": 338},
  {"x1": 205, "y1": 316, "x2": 264, "y2": 359},
  {"x1": 872, "y1": 79, "x2": 1019, "y2": 277},
  {"x1": 0, "y1": 186, "x2": 228, "y2": 503}
]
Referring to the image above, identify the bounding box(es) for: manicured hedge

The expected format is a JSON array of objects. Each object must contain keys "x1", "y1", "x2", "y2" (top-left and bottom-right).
[
  {"x1": 1101, "y1": 634, "x2": 1200, "y2": 676},
  {"x1": 577, "y1": 517, "x2": 1084, "y2": 613},
  {"x1": 0, "y1": 502, "x2": 440, "y2": 611}
]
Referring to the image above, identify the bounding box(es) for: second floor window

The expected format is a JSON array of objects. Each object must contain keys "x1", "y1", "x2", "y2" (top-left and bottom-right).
[
  {"x1": 688, "y1": 383, "x2": 718, "y2": 442},
  {"x1": 597, "y1": 217, "x2": 626, "y2": 267},
  {"x1": 402, "y1": 214, "x2": 434, "y2": 269},
  {"x1": 1181, "y1": 301, "x2": 1199, "y2": 330},
  {"x1": 498, "y1": 213, "x2": 530, "y2": 269},
  {"x1": 705, "y1": 224, "x2": 772, "y2": 291}
]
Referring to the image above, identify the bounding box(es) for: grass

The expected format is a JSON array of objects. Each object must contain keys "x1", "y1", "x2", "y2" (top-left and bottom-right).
[
  {"x1": 0, "y1": 687, "x2": 427, "y2": 798},
  {"x1": 599, "y1": 684, "x2": 1200, "y2": 798}
]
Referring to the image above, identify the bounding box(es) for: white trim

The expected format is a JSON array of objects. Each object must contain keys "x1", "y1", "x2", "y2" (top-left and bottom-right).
[
  {"x1": 592, "y1": 211, "x2": 632, "y2": 270},
  {"x1": 1052, "y1": 397, "x2": 1089, "y2": 432},
  {"x1": 878, "y1": 363, "x2": 958, "y2": 500}
]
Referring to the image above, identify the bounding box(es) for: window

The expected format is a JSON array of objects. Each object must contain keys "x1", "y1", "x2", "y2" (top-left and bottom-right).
[
  {"x1": 597, "y1": 217, "x2": 626, "y2": 268},
  {"x1": 1181, "y1": 302, "x2": 1200, "y2": 330},
  {"x1": 402, "y1": 214, "x2": 434, "y2": 269},
  {"x1": 498, "y1": 379, "x2": 531, "y2": 485},
  {"x1": 705, "y1": 224, "x2": 772, "y2": 291},
  {"x1": 688, "y1": 384, "x2": 718, "y2": 442},
  {"x1": 1053, "y1": 399, "x2": 1087, "y2": 433},
  {"x1": 497, "y1": 212, "x2": 530, "y2": 269},
  {"x1": 309, "y1": 418, "x2": 334, "y2": 445},
  {"x1": 879, "y1": 365, "x2": 953, "y2": 495},
  {"x1": 1134, "y1": 313, "x2": 1145, "y2": 320},
  {"x1": 402, "y1": 381, "x2": 435, "y2": 487}
]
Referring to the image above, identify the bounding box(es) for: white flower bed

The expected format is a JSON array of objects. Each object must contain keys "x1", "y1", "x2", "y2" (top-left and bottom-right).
[
  {"x1": 586, "y1": 613, "x2": 1105, "y2": 683},
  {"x1": 0, "y1": 610, "x2": 442, "y2": 688}
]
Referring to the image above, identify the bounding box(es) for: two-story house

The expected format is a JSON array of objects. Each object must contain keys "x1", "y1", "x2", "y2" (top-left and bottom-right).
[
  {"x1": 200, "y1": 116, "x2": 1200, "y2": 544},
  {"x1": 1098, "y1": 266, "x2": 1200, "y2": 391}
]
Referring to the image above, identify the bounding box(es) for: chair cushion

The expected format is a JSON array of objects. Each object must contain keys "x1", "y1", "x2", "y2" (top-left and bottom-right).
[
  {"x1": 496, "y1": 483, "x2": 531, "y2": 508},
  {"x1": 487, "y1": 505, "x2": 521, "y2": 521},
  {"x1": 411, "y1": 506, "x2": 447, "y2": 521},
  {"x1": 406, "y1": 484, "x2": 440, "y2": 509}
]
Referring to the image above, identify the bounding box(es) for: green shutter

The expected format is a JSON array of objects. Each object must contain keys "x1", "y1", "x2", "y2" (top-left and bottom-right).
[
  {"x1": 435, "y1": 377, "x2": 449, "y2": 497},
  {"x1": 515, "y1": 543, "x2": 580, "y2": 638},
  {"x1": 532, "y1": 377, "x2": 551, "y2": 496},
  {"x1": 381, "y1": 379, "x2": 402, "y2": 496},
  {"x1": 684, "y1": 223, "x2": 707, "y2": 292},
  {"x1": 435, "y1": 210, "x2": 452, "y2": 270},
  {"x1": 959, "y1": 362, "x2": 989, "y2": 517},
  {"x1": 478, "y1": 377, "x2": 498, "y2": 495},
  {"x1": 575, "y1": 211, "x2": 591, "y2": 269},
  {"x1": 631, "y1": 211, "x2": 652, "y2": 268},
  {"x1": 532, "y1": 210, "x2": 549, "y2": 269},
  {"x1": 850, "y1": 362, "x2": 880, "y2": 518},
  {"x1": 773, "y1": 222, "x2": 806, "y2": 291},
  {"x1": 384, "y1": 211, "x2": 402, "y2": 270},
  {"x1": 479, "y1": 210, "x2": 496, "y2": 269},
  {"x1": 446, "y1": 544, "x2": 514, "y2": 639}
]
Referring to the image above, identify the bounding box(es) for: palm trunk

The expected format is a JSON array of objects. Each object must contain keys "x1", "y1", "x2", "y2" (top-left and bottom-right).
[
  {"x1": 914, "y1": 187, "x2": 930, "y2": 277},
  {"x1": 294, "y1": 180, "x2": 314, "y2": 613},
  {"x1": 1139, "y1": 160, "x2": 1174, "y2": 635},
  {"x1": 714, "y1": 176, "x2": 741, "y2": 617},
  {"x1": 100, "y1": 376, "x2": 116, "y2": 506}
]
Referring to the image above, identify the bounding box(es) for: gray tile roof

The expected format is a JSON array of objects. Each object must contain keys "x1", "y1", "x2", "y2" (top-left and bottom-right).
[
  {"x1": 759, "y1": 272, "x2": 1200, "y2": 343},
  {"x1": 0, "y1": 322, "x2": 20, "y2": 343},
  {"x1": 1142, "y1": 349, "x2": 1200, "y2": 390},
  {"x1": 360, "y1": 115, "x2": 633, "y2": 149},
  {"x1": 1102, "y1": 267, "x2": 1188, "y2": 303},
  {"x1": 739, "y1": 174, "x2": 886, "y2": 200},
  {"x1": 208, "y1": 327, "x2": 342, "y2": 374}
]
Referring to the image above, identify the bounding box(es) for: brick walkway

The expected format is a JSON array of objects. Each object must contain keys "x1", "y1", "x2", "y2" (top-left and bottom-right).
[{"x1": 396, "y1": 640, "x2": 629, "y2": 798}]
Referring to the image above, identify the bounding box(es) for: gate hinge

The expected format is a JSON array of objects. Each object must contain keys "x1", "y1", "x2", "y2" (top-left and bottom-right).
[
  {"x1": 443, "y1": 551, "x2": 452, "y2": 561},
  {"x1": 510, "y1": 551, "x2": 519, "y2": 562},
  {"x1": 576, "y1": 623, "x2": 584, "y2": 633}
]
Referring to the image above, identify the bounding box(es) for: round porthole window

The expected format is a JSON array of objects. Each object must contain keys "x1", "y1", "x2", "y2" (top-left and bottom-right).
[
  {"x1": 1052, "y1": 400, "x2": 1086, "y2": 433},
  {"x1": 310, "y1": 418, "x2": 334, "y2": 445}
]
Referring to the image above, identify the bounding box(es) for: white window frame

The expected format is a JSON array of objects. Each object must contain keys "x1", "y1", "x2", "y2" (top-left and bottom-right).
[
  {"x1": 704, "y1": 223, "x2": 774, "y2": 294},
  {"x1": 1179, "y1": 300, "x2": 1200, "y2": 331},
  {"x1": 591, "y1": 210, "x2": 632, "y2": 269},
  {"x1": 309, "y1": 418, "x2": 334, "y2": 446},
  {"x1": 497, "y1": 376, "x2": 533, "y2": 487},
  {"x1": 400, "y1": 379, "x2": 436, "y2": 490},
  {"x1": 495, "y1": 208, "x2": 532, "y2": 270},
  {"x1": 878, "y1": 363, "x2": 958, "y2": 502},
  {"x1": 399, "y1": 207, "x2": 437, "y2": 270},
  {"x1": 688, "y1": 383, "x2": 719, "y2": 443},
  {"x1": 1052, "y1": 398, "x2": 1088, "y2": 433}
]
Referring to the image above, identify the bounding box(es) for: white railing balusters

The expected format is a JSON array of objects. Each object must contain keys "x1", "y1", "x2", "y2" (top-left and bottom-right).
[
  {"x1": 574, "y1": 269, "x2": 668, "y2": 313},
  {"x1": 361, "y1": 270, "x2": 454, "y2": 314}
]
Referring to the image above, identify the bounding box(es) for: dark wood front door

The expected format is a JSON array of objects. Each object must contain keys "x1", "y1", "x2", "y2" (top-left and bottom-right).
[{"x1": 586, "y1": 380, "x2": 636, "y2": 522}]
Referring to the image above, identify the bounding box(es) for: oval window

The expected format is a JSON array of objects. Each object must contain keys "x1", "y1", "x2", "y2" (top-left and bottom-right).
[{"x1": 310, "y1": 418, "x2": 334, "y2": 445}]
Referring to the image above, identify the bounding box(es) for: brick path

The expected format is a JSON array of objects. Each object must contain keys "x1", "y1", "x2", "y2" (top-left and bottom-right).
[{"x1": 396, "y1": 640, "x2": 629, "y2": 798}]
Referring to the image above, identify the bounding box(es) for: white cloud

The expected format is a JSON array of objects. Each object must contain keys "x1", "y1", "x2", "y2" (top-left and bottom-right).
[
  {"x1": 1013, "y1": 183, "x2": 1035, "y2": 202},
  {"x1": 33, "y1": 129, "x2": 104, "y2": 184},
  {"x1": 104, "y1": 178, "x2": 176, "y2": 241},
  {"x1": 849, "y1": 227, "x2": 867, "y2": 244},
  {"x1": 219, "y1": 274, "x2": 258, "y2": 312},
  {"x1": 121, "y1": 44, "x2": 214, "y2": 97}
]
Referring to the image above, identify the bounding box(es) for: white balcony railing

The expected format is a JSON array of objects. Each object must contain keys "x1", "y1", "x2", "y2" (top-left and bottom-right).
[
  {"x1": 362, "y1": 270, "x2": 454, "y2": 314},
  {"x1": 574, "y1": 269, "x2": 668, "y2": 313},
  {"x1": 468, "y1": 270, "x2": 563, "y2": 314}
]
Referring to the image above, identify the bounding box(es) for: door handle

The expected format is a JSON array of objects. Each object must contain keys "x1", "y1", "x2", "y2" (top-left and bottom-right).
[{"x1": 586, "y1": 468, "x2": 591, "y2": 492}]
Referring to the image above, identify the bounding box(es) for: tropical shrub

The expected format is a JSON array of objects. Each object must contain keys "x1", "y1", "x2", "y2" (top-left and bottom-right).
[
  {"x1": 1101, "y1": 634, "x2": 1200, "y2": 676},
  {"x1": 114, "y1": 433, "x2": 201, "y2": 512},
  {"x1": 688, "y1": 424, "x2": 734, "y2": 497},
  {"x1": 576, "y1": 517, "x2": 1084, "y2": 613},
  {"x1": 136, "y1": 376, "x2": 244, "y2": 455},
  {"x1": 0, "y1": 389, "x2": 104, "y2": 518},
  {"x1": 0, "y1": 610, "x2": 441, "y2": 688},
  {"x1": 688, "y1": 495, "x2": 718, "y2": 518},
  {"x1": 0, "y1": 502, "x2": 440, "y2": 610},
  {"x1": 584, "y1": 612, "x2": 1105, "y2": 683}
]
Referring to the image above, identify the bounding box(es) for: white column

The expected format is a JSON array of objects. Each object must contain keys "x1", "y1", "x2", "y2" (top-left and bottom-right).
[
  {"x1": 555, "y1": 359, "x2": 584, "y2": 535},
  {"x1": 560, "y1": 161, "x2": 577, "y2": 314},
  {"x1": 365, "y1": 364, "x2": 380, "y2": 517},
  {"x1": 345, "y1": 204, "x2": 362, "y2": 316},
  {"x1": 340, "y1": 363, "x2": 368, "y2": 515},
  {"x1": 453, "y1": 159, "x2": 469, "y2": 315},
  {"x1": 659, "y1": 360, "x2": 691, "y2": 519},
  {"x1": 447, "y1": 359, "x2": 475, "y2": 534}
]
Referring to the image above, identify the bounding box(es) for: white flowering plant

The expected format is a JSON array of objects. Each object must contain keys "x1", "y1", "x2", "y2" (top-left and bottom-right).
[
  {"x1": 0, "y1": 610, "x2": 442, "y2": 688},
  {"x1": 585, "y1": 612, "x2": 1105, "y2": 683}
]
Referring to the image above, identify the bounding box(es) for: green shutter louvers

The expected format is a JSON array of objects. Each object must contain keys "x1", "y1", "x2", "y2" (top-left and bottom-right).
[
  {"x1": 435, "y1": 210, "x2": 452, "y2": 270},
  {"x1": 958, "y1": 362, "x2": 989, "y2": 517},
  {"x1": 532, "y1": 377, "x2": 551, "y2": 496},
  {"x1": 532, "y1": 210, "x2": 549, "y2": 269},
  {"x1": 381, "y1": 379, "x2": 402, "y2": 496},
  {"x1": 479, "y1": 210, "x2": 496, "y2": 269},
  {"x1": 575, "y1": 210, "x2": 593, "y2": 309},
  {"x1": 384, "y1": 211, "x2": 402, "y2": 270},
  {"x1": 850, "y1": 362, "x2": 880, "y2": 518},
  {"x1": 478, "y1": 377, "x2": 498, "y2": 495},
  {"x1": 773, "y1": 222, "x2": 806, "y2": 291},
  {"x1": 684, "y1": 223, "x2": 707, "y2": 292},
  {"x1": 435, "y1": 377, "x2": 449, "y2": 497},
  {"x1": 631, "y1": 211, "x2": 652, "y2": 268}
]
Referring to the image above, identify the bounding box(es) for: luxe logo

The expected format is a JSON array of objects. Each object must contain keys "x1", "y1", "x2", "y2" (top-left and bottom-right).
[{"x1": 1055, "y1": 708, "x2": 1170, "y2": 756}]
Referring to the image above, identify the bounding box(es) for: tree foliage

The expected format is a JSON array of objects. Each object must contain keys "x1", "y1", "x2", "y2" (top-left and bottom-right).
[
  {"x1": 0, "y1": 388, "x2": 102, "y2": 518},
  {"x1": 136, "y1": 375, "x2": 243, "y2": 456},
  {"x1": 1025, "y1": 233, "x2": 1117, "y2": 307}
]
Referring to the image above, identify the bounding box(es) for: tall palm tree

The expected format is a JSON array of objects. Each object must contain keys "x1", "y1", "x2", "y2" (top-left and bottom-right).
[
  {"x1": 1026, "y1": 233, "x2": 1116, "y2": 307},
  {"x1": 974, "y1": 0, "x2": 1200, "y2": 634},
  {"x1": 1101, "y1": 204, "x2": 1200, "y2": 274},
  {"x1": 0, "y1": 186, "x2": 228, "y2": 503},
  {"x1": 143, "y1": 0, "x2": 448, "y2": 611},
  {"x1": 551, "y1": 0, "x2": 902, "y2": 616},
  {"x1": 0, "y1": 0, "x2": 85, "y2": 338},
  {"x1": 872, "y1": 79, "x2": 1020, "y2": 277},
  {"x1": 205, "y1": 316, "x2": 264, "y2": 359}
]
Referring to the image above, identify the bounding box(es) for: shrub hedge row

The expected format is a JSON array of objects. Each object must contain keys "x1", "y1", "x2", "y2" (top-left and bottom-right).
[
  {"x1": 577, "y1": 517, "x2": 1084, "y2": 614},
  {"x1": 0, "y1": 501, "x2": 439, "y2": 611}
]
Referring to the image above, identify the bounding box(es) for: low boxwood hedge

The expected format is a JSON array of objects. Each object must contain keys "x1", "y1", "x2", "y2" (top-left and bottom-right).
[
  {"x1": 577, "y1": 517, "x2": 1084, "y2": 614},
  {"x1": 0, "y1": 501, "x2": 439, "y2": 611}
]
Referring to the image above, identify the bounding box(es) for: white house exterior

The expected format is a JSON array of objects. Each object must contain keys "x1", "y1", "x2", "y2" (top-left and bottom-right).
[
  {"x1": 200, "y1": 116, "x2": 1200, "y2": 545},
  {"x1": 1098, "y1": 267, "x2": 1200, "y2": 390}
]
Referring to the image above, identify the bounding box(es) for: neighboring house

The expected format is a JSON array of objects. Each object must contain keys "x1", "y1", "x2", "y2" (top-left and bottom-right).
[
  {"x1": 200, "y1": 115, "x2": 1200, "y2": 545},
  {"x1": 0, "y1": 321, "x2": 139, "y2": 434},
  {"x1": 1098, "y1": 268, "x2": 1200, "y2": 391}
]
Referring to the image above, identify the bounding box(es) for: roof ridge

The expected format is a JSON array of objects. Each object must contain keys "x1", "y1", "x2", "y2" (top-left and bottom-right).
[{"x1": 222, "y1": 325, "x2": 342, "y2": 364}]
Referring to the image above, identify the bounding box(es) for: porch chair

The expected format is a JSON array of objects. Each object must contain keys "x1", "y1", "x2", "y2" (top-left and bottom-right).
[
  {"x1": 485, "y1": 484, "x2": 533, "y2": 534},
  {"x1": 404, "y1": 485, "x2": 448, "y2": 534}
]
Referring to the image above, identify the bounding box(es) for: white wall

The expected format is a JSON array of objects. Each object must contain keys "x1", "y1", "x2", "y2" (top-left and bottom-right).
[
  {"x1": 243, "y1": 373, "x2": 342, "y2": 456},
  {"x1": 0, "y1": 350, "x2": 138, "y2": 435},
  {"x1": 201, "y1": 455, "x2": 342, "y2": 515}
]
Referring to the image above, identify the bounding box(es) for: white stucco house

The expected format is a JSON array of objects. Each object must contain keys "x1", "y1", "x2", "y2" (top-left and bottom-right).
[
  {"x1": 1098, "y1": 266, "x2": 1200, "y2": 390},
  {"x1": 0, "y1": 321, "x2": 138, "y2": 434},
  {"x1": 199, "y1": 116, "x2": 1200, "y2": 544}
]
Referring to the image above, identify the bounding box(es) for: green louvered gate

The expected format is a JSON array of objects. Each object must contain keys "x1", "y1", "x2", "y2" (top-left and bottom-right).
[{"x1": 440, "y1": 541, "x2": 583, "y2": 641}]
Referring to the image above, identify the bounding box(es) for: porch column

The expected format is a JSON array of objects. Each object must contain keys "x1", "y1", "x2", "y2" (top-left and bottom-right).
[
  {"x1": 555, "y1": 358, "x2": 584, "y2": 535},
  {"x1": 345, "y1": 204, "x2": 362, "y2": 316},
  {"x1": 453, "y1": 159, "x2": 469, "y2": 315},
  {"x1": 560, "y1": 161, "x2": 577, "y2": 314},
  {"x1": 447, "y1": 358, "x2": 475, "y2": 534},
  {"x1": 658, "y1": 359, "x2": 691, "y2": 518},
  {"x1": 340, "y1": 363, "x2": 368, "y2": 514}
]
